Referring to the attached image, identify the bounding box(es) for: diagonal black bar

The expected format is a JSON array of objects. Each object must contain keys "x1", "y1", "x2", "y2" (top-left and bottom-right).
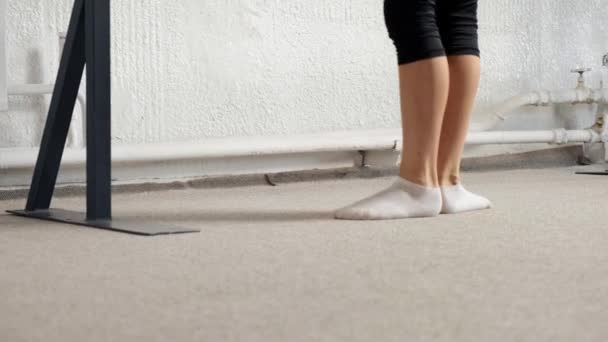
[
  {"x1": 8, "y1": 0, "x2": 199, "y2": 236},
  {"x1": 85, "y1": 0, "x2": 112, "y2": 220},
  {"x1": 25, "y1": 0, "x2": 86, "y2": 211}
]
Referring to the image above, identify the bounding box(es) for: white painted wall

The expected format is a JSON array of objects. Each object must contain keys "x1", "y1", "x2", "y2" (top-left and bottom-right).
[
  {"x1": 1, "y1": 0, "x2": 607, "y2": 151},
  {"x1": 0, "y1": 0, "x2": 8, "y2": 112}
]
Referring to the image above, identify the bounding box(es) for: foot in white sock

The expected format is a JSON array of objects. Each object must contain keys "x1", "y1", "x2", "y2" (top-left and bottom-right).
[
  {"x1": 440, "y1": 183, "x2": 492, "y2": 214},
  {"x1": 334, "y1": 177, "x2": 442, "y2": 220}
]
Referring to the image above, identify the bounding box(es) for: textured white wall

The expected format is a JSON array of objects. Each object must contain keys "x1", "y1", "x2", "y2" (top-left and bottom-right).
[
  {"x1": 0, "y1": 0, "x2": 8, "y2": 112},
  {"x1": 1, "y1": 0, "x2": 607, "y2": 148}
]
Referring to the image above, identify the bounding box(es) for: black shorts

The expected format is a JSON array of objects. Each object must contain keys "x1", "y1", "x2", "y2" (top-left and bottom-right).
[{"x1": 384, "y1": 0, "x2": 480, "y2": 65}]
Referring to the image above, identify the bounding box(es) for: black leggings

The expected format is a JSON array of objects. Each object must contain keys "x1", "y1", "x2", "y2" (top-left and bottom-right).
[{"x1": 384, "y1": 0, "x2": 480, "y2": 65}]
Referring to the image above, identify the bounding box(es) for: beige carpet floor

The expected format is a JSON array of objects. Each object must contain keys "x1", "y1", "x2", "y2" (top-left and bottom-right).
[{"x1": 1, "y1": 165, "x2": 608, "y2": 342}]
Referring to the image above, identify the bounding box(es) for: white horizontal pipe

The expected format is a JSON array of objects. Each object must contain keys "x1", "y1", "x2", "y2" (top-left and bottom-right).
[
  {"x1": 465, "y1": 129, "x2": 600, "y2": 145},
  {"x1": 7, "y1": 83, "x2": 87, "y2": 147},
  {"x1": 8, "y1": 83, "x2": 54, "y2": 95},
  {"x1": 1, "y1": 128, "x2": 602, "y2": 170},
  {"x1": 0, "y1": 129, "x2": 401, "y2": 169},
  {"x1": 394, "y1": 129, "x2": 601, "y2": 150}
]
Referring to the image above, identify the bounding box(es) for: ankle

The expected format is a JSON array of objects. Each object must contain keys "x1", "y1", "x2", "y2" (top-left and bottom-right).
[
  {"x1": 438, "y1": 174, "x2": 461, "y2": 187},
  {"x1": 398, "y1": 170, "x2": 438, "y2": 188}
]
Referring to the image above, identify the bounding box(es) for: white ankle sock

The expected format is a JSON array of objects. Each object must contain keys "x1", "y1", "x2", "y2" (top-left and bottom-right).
[
  {"x1": 334, "y1": 177, "x2": 442, "y2": 220},
  {"x1": 440, "y1": 183, "x2": 492, "y2": 214}
]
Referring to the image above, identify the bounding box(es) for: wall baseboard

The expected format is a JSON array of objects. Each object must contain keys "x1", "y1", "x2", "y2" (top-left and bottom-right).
[{"x1": 0, "y1": 145, "x2": 583, "y2": 201}]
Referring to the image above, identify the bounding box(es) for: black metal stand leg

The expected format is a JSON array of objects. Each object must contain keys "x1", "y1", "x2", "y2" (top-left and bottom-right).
[
  {"x1": 7, "y1": 0, "x2": 199, "y2": 236},
  {"x1": 85, "y1": 0, "x2": 112, "y2": 220}
]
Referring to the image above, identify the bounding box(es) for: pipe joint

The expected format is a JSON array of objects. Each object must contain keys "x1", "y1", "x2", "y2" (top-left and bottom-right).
[{"x1": 552, "y1": 129, "x2": 569, "y2": 144}]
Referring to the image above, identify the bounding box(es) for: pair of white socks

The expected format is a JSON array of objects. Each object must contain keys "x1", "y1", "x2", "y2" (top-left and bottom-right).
[{"x1": 334, "y1": 176, "x2": 492, "y2": 220}]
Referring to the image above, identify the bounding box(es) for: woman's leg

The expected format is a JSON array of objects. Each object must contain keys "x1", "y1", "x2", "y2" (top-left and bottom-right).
[
  {"x1": 334, "y1": 0, "x2": 447, "y2": 220},
  {"x1": 334, "y1": 58, "x2": 449, "y2": 220},
  {"x1": 437, "y1": 55, "x2": 479, "y2": 187},
  {"x1": 399, "y1": 56, "x2": 450, "y2": 188},
  {"x1": 435, "y1": 0, "x2": 491, "y2": 213},
  {"x1": 437, "y1": 55, "x2": 491, "y2": 213}
]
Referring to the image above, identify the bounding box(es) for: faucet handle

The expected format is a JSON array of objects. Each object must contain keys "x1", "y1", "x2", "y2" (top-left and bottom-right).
[
  {"x1": 571, "y1": 67, "x2": 592, "y2": 76},
  {"x1": 571, "y1": 67, "x2": 592, "y2": 88}
]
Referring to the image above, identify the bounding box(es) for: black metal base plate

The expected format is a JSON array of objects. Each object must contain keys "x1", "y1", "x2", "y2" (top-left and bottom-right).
[
  {"x1": 575, "y1": 170, "x2": 608, "y2": 176},
  {"x1": 6, "y1": 208, "x2": 200, "y2": 236}
]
